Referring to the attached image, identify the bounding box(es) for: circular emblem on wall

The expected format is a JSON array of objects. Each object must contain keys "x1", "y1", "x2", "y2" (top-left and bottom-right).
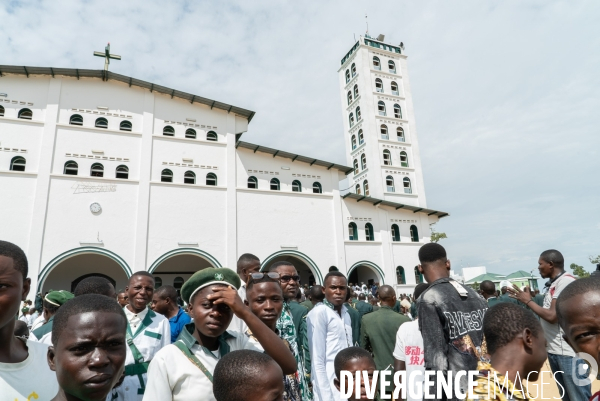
[{"x1": 90, "y1": 202, "x2": 102, "y2": 214}]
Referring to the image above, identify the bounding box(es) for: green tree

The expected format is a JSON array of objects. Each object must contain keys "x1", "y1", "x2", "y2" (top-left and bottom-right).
[
  {"x1": 430, "y1": 224, "x2": 448, "y2": 243},
  {"x1": 570, "y1": 263, "x2": 590, "y2": 278},
  {"x1": 590, "y1": 255, "x2": 600, "y2": 264}
]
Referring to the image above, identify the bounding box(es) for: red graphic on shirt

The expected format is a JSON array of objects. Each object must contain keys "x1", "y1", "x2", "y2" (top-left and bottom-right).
[{"x1": 405, "y1": 346, "x2": 424, "y2": 365}]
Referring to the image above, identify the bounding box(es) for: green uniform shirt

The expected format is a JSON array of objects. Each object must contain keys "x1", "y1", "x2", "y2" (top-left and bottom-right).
[
  {"x1": 287, "y1": 301, "x2": 311, "y2": 377},
  {"x1": 360, "y1": 306, "x2": 411, "y2": 370},
  {"x1": 355, "y1": 300, "x2": 373, "y2": 318},
  {"x1": 345, "y1": 302, "x2": 361, "y2": 346},
  {"x1": 393, "y1": 300, "x2": 402, "y2": 313},
  {"x1": 499, "y1": 293, "x2": 521, "y2": 306},
  {"x1": 300, "y1": 299, "x2": 314, "y2": 311},
  {"x1": 487, "y1": 297, "x2": 501, "y2": 307},
  {"x1": 32, "y1": 315, "x2": 53, "y2": 339}
]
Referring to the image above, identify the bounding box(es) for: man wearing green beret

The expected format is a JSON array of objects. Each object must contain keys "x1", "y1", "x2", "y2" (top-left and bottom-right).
[
  {"x1": 144, "y1": 267, "x2": 297, "y2": 401},
  {"x1": 30, "y1": 289, "x2": 74, "y2": 344}
]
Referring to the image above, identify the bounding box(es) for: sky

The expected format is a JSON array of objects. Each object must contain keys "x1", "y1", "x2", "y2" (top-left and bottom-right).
[{"x1": 1, "y1": 0, "x2": 598, "y2": 279}]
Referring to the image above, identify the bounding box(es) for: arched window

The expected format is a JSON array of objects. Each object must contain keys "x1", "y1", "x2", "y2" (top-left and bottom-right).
[
  {"x1": 95, "y1": 117, "x2": 108, "y2": 129},
  {"x1": 120, "y1": 120, "x2": 132, "y2": 131},
  {"x1": 358, "y1": 130, "x2": 364, "y2": 144},
  {"x1": 410, "y1": 225, "x2": 419, "y2": 242},
  {"x1": 378, "y1": 101, "x2": 386, "y2": 116},
  {"x1": 389, "y1": 60, "x2": 396, "y2": 73},
  {"x1": 270, "y1": 178, "x2": 280, "y2": 190},
  {"x1": 348, "y1": 113, "x2": 354, "y2": 127},
  {"x1": 353, "y1": 84, "x2": 359, "y2": 98},
  {"x1": 64, "y1": 161, "x2": 78, "y2": 175},
  {"x1": 375, "y1": 78, "x2": 383, "y2": 93},
  {"x1": 247, "y1": 176, "x2": 258, "y2": 189},
  {"x1": 163, "y1": 125, "x2": 175, "y2": 136},
  {"x1": 348, "y1": 222, "x2": 358, "y2": 241},
  {"x1": 383, "y1": 150, "x2": 392, "y2": 166},
  {"x1": 0, "y1": 105, "x2": 4, "y2": 117},
  {"x1": 391, "y1": 224, "x2": 400, "y2": 242},
  {"x1": 363, "y1": 180, "x2": 369, "y2": 196},
  {"x1": 206, "y1": 173, "x2": 217, "y2": 186},
  {"x1": 18, "y1": 108, "x2": 32, "y2": 120},
  {"x1": 347, "y1": 91, "x2": 353, "y2": 105},
  {"x1": 292, "y1": 180, "x2": 302, "y2": 192},
  {"x1": 10, "y1": 156, "x2": 26, "y2": 172},
  {"x1": 365, "y1": 223, "x2": 374, "y2": 241},
  {"x1": 312, "y1": 182, "x2": 322, "y2": 194},
  {"x1": 415, "y1": 266, "x2": 424, "y2": 283},
  {"x1": 206, "y1": 131, "x2": 218, "y2": 141},
  {"x1": 161, "y1": 169, "x2": 173, "y2": 182},
  {"x1": 400, "y1": 151, "x2": 409, "y2": 167},
  {"x1": 90, "y1": 163, "x2": 104, "y2": 177},
  {"x1": 351, "y1": 63, "x2": 356, "y2": 77},
  {"x1": 154, "y1": 277, "x2": 163, "y2": 289},
  {"x1": 353, "y1": 159, "x2": 359, "y2": 174},
  {"x1": 394, "y1": 104, "x2": 402, "y2": 119},
  {"x1": 391, "y1": 81, "x2": 399, "y2": 95},
  {"x1": 173, "y1": 277, "x2": 184, "y2": 290},
  {"x1": 397, "y1": 127, "x2": 405, "y2": 142},
  {"x1": 351, "y1": 135, "x2": 357, "y2": 150},
  {"x1": 403, "y1": 177, "x2": 412, "y2": 194},
  {"x1": 397, "y1": 266, "x2": 406, "y2": 284},
  {"x1": 373, "y1": 56, "x2": 381, "y2": 70},
  {"x1": 380, "y1": 124, "x2": 389, "y2": 140},
  {"x1": 185, "y1": 128, "x2": 196, "y2": 139},
  {"x1": 355, "y1": 106, "x2": 361, "y2": 121},
  {"x1": 345, "y1": 69, "x2": 350, "y2": 83},
  {"x1": 70, "y1": 114, "x2": 83, "y2": 126},
  {"x1": 361, "y1": 154, "x2": 367, "y2": 170},
  {"x1": 115, "y1": 165, "x2": 129, "y2": 179},
  {"x1": 184, "y1": 171, "x2": 196, "y2": 184},
  {"x1": 355, "y1": 184, "x2": 361, "y2": 195},
  {"x1": 386, "y1": 175, "x2": 395, "y2": 192}
]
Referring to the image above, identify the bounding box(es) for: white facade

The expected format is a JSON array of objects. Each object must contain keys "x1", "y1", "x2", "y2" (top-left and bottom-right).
[{"x1": 0, "y1": 40, "x2": 446, "y2": 297}]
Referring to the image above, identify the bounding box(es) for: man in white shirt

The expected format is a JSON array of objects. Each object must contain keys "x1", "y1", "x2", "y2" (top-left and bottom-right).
[
  {"x1": 307, "y1": 271, "x2": 353, "y2": 401},
  {"x1": 230, "y1": 254, "x2": 261, "y2": 334},
  {"x1": 0, "y1": 240, "x2": 58, "y2": 400},
  {"x1": 394, "y1": 283, "x2": 429, "y2": 401},
  {"x1": 109, "y1": 271, "x2": 170, "y2": 401},
  {"x1": 509, "y1": 249, "x2": 591, "y2": 401}
]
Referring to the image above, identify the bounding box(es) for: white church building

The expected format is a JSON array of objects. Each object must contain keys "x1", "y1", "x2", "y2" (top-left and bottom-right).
[{"x1": 0, "y1": 35, "x2": 447, "y2": 297}]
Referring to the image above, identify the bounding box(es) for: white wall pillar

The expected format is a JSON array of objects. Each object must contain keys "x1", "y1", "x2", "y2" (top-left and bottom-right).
[
  {"x1": 27, "y1": 78, "x2": 62, "y2": 294},
  {"x1": 225, "y1": 114, "x2": 238, "y2": 268}
]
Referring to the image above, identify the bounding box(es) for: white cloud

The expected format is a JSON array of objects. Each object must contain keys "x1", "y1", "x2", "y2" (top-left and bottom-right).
[{"x1": 1, "y1": 0, "x2": 598, "y2": 275}]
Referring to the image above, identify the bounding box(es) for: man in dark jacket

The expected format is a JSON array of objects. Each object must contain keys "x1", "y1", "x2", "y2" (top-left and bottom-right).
[
  {"x1": 417, "y1": 243, "x2": 488, "y2": 401},
  {"x1": 354, "y1": 293, "x2": 373, "y2": 317},
  {"x1": 344, "y1": 288, "x2": 361, "y2": 346}
]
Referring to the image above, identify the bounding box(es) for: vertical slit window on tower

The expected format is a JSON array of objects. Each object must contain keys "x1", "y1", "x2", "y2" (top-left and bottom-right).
[
  {"x1": 373, "y1": 56, "x2": 381, "y2": 70},
  {"x1": 380, "y1": 125, "x2": 388, "y2": 140},
  {"x1": 375, "y1": 78, "x2": 383, "y2": 93},
  {"x1": 397, "y1": 127, "x2": 405, "y2": 142}
]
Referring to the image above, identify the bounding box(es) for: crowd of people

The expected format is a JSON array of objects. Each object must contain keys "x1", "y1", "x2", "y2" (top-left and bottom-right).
[{"x1": 1, "y1": 239, "x2": 599, "y2": 401}]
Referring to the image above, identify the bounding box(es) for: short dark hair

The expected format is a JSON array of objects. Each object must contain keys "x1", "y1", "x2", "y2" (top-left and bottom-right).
[
  {"x1": 43, "y1": 299, "x2": 60, "y2": 315},
  {"x1": 295, "y1": 288, "x2": 302, "y2": 301},
  {"x1": 345, "y1": 287, "x2": 353, "y2": 302},
  {"x1": 479, "y1": 280, "x2": 496, "y2": 296},
  {"x1": 246, "y1": 278, "x2": 281, "y2": 294},
  {"x1": 418, "y1": 243, "x2": 447, "y2": 264},
  {"x1": 154, "y1": 285, "x2": 178, "y2": 302},
  {"x1": 269, "y1": 261, "x2": 295, "y2": 272},
  {"x1": 483, "y1": 302, "x2": 542, "y2": 354},
  {"x1": 0, "y1": 240, "x2": 28, "y2": 279},
  {"x1": 14, "y1": 320, "x2": 29, "y2": 338},
  {"x1": 213, "y1": 350, "x2": 280, "y2": 401},
  {"x1": 378, "y1": 285, "x2": 396, "y2": 301},
  {"x1": 237, "y1": 253, "x2": 260, "y2": 274},
  {"x1": 556, "y1": 277, "x2": 600, "y2": 329},
  {"x1": 74, "y1": 276, "x2": 115, "y2": 297},
  {"x1": 540, "y1": 249, "x2": 564, "y2": 269},
  {"x1": 129, "y1": 271, "x2": 155, "y2": 284},
  {"x1": 324, "y1": 271, "x2": 347, "y2": 286},
  {"x1": 52, "y1": 294, "x2": 126, "y2": 346},
  {"x1": 309, "y1": 285, "x2": 324, "y2": 302},
  {"x1": 413, "y1": 283, "x2": 430, "y2": 300},
  {"x1": 358, "y1": 293, "x2": 366, "y2": 300},
  {"x1": 334, "y1": 347, "x2": 375, "y2": 379}
]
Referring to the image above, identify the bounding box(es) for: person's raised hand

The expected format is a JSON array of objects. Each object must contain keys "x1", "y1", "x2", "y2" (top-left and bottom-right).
[
  {"x1": 507, "y1": 284, "x2": 533, "y2": 304},
  {"x1": 207, "y1": 286, "x2": 247, "y2": 317}
]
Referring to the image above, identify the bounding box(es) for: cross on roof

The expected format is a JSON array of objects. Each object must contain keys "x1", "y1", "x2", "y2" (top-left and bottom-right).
[{"x1": 93, "y1": 43, "x2": 121, "y2": 72}]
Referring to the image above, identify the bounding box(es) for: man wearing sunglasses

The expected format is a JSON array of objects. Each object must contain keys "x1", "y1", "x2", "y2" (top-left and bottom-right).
[{"x1": 269, "y1": 261, "x2": 312, "y2": 400}]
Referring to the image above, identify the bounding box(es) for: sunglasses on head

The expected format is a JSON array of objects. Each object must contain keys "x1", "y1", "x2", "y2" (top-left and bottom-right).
[
  {"x1": 280, "y1": 275, "x2": 301, "y2": 283},
  {"x1": 248, "y1": 272, "x2": 281, "y2": 284}
]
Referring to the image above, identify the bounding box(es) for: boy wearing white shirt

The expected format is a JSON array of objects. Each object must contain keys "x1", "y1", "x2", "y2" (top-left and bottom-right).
[
  {"x1": 307, "y1": 271, "x2": 353, "y2": 401},
  {"x1": 108, "y1": 271, "x2": 170, "y2": 401}
]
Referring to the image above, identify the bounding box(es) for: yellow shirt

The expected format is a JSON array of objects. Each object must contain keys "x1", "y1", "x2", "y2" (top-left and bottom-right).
[{"x1": 467, "y1": 362, "x2": 535, "y2": 401}]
